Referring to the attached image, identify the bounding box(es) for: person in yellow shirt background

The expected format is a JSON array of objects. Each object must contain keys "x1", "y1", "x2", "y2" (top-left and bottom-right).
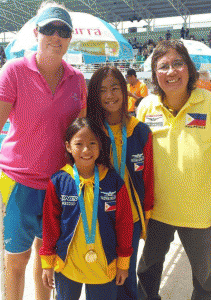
[
  {"x1": 126, "y1": 68, "x2": 148, "y2": 116},
  {"x1": 196, "y1": 70, "x2": 211, "y2": 92}
]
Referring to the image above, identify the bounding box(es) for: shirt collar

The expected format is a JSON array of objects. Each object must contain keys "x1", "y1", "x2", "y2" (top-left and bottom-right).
[
  {"x1": 61, "y1": 164, "x2": 108, "y2": 182},
  {"x1": 103, "y1": 117, "x2": 140, "y2": 138},
  {"x1": 187, "y1": 88, "x2": 207, "y2": 105},
  {"x1": 24, "y1": 52, "x2": 39, "y2": 72},
  {"x1": 152, "y1": 94, "x2": 163, "y2": 108},
  {"x1": 154, "y1": 88, "x2": 205, "y2": 109}
]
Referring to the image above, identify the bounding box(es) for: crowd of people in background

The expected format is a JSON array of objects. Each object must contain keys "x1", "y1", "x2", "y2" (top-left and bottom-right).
[
  {"x1": 128, "y1": 26, "x2": 211, "y2": 62},
  {"x1": 128, "y1": 37, "x2": 156, "y2": 60}
]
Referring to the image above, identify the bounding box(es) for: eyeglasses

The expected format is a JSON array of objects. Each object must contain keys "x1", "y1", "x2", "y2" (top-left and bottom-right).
[
  {"x1": 37, "y1": 23, "x2": 72, "y2": 38},
  {"x1": 156, "y1": 60, "x2": 186, "y2": 73}
]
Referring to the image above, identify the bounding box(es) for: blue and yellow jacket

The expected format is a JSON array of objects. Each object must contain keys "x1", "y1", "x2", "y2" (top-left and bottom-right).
[
  {"x1": 104, "y1": 117, "x2": 154, "y2": 238},
  {"x1": 39, "y1": 164, "x2": 133, "y2": 279}
]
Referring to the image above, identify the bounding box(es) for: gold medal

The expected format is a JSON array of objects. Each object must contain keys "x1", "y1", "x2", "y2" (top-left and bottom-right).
[{"x1": 85, "y1": 250, "x2": 97, "y2": 263}]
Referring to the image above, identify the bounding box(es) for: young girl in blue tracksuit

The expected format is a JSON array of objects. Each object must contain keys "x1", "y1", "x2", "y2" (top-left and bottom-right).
[
  {"x1": 39, "y1": 117, "x2": 134, "y2": 300},
  {"x1": 87, "y1": 67, "x2": 154, "y2": 300}
]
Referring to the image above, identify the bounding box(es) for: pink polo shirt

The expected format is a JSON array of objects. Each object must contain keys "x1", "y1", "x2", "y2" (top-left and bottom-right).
[{"x1": 0, "y1": 53, "x2": 87, "y2": 189}]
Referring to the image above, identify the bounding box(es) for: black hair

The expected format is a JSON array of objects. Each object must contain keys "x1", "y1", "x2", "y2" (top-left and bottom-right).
[
  {"x1": 65, "y1": 117, "x2": 111, "y2": 169},
  {"x1": 151, "y1": 40, "x2": 199, "y2": 99},
  {"x1": 87, "y1": 66, "x2": 129, "y2": 127}
]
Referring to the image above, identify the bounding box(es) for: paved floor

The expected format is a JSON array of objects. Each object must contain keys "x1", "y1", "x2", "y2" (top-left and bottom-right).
[{"x1": 21, "y1": 232, "x2": 192, "y2": 300}]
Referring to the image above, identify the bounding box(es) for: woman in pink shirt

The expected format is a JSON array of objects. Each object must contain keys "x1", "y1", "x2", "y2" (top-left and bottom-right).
[{"x1": 0, "y1": 2, "x2": 86, "y2": 300}]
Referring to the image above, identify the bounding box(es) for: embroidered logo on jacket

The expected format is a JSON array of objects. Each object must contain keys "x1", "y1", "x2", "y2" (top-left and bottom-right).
[
  {"x1": 145, "y1": 114, "x2": 164, "y2": 127},
  {"x1": 61, "y1": 195, "x2": 78, "y2": 206},
  {"x1": 131, "y1": 153, "x2": 144, "y2": 171},
  {"x1": 100, "y1": 191, "x2": 116, "y2": 201},
  {"x1": 131, "y1": 153, "x2": 144, "y2": 162},
  {"x1": 185, "y1": 113, "x2": 207, "y2": 128},
  {"x1": 134, "y1": 162, "x2": 144, "y2": 171},
  {"x1": 105, "y1": 201, "x2": 116, "y2": 212}
]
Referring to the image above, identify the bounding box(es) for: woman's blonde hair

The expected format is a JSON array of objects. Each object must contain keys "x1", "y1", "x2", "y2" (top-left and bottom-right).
[{"x1": 37, "y1": 1, "x2": 67, "y2": 16}]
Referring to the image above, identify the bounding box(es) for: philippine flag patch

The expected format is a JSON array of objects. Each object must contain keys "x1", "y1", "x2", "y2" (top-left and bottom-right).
[
  {"x1": 105, "y1": 201, "x2": 116, "y2": 212},
  {"x1": 185, "y1": 113, "x2": 207, "y2": 128},
  {"x1": 134, "y1": 162, "x2": 144, "y2": 171}
]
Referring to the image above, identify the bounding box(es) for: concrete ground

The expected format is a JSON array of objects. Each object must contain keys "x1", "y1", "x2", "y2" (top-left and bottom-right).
[{"x1": 21, "y1": 231, "x2": 192, "y2": 300}]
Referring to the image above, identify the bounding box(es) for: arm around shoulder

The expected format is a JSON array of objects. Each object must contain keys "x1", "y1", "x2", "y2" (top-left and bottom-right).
[
  {"x1": 136, "y1": 94, "x2": 155, "y2": 122},
  {"x1": 136, "y1": 97, "x2": 148, "y2": 122}
]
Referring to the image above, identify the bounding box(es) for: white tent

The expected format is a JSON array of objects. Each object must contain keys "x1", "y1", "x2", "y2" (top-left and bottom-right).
[{"x1": 144, "y1": 39, "x2": 211, "y2": 72}]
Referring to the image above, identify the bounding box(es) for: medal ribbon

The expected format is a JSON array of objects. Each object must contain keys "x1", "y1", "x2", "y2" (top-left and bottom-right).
[
  {"x1": 73, "y1": 164, "x2": 99, "y2": 245},
  {"x1": 105, "y1": 121, "x2": 127, "y2": 180}
]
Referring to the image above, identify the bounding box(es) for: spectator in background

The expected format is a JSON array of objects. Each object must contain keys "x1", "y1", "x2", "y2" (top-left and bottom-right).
[
  {"x1": 165, "y1": 30, "x2": 172, "y2": 40},
  {"x1": 190, "y1": 34, "x2": 196, "y2": 40},
  {"x1": 185, "y1": 27, "x2": 189, "y2": 39},
  {"x1": 148, "y1": 39, "x2": 156, "y2": 47},
  {"x1": 148, "y1": 44, "x2": 154, "y2": 55},
  {"x1": 126, "y1": 68, "x2": 148, "y2": 116},
  {"x1": 180, "y1": 26, "x2": 185, "y2": 39},
  {"x1": 132, "y1": 37, "x2": 138, "y2": 49},
  {"x1": 137, "y1": 41, "x2": 143, "y2": 55},
  {"x1": 196, "y1": 70, "x2": 211, "y2": 92},
  {"x1": 0, "y1": 46, "x2": 6, "y2": 67},
  {"x1": 142, "y1": 47, "x2": 149, "y2": 60},
  {"x1": 207, "y1": 30, "x2": 211, "y2": 48},
  {"x1": 114, "y1": 60, "x2": 119, "y2": 68}
]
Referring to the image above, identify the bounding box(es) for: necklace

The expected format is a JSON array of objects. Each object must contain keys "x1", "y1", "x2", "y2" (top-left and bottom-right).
[
  {"x1": 163, "y1": 99, "x2": 183, "y2": 117},
  {"x1": 163, "y1": 102, "x2": 178, "y2": 116},
  {"x1": 163, "y1": 92, "x2": 189, "y2": 117}
]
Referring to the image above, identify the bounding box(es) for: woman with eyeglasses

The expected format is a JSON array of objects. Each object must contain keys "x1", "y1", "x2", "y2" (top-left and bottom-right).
[
  {"x1": 0, "y1": 2, "x2": 86, "y2": 300},
  {"x1": 136, "y1": 40, "x2": 211, "y2": 300}
]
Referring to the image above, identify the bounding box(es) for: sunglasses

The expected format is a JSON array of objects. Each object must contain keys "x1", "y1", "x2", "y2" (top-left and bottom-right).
[{"x1": 37, "y1": 23, "x2": 72, "y2": 39}]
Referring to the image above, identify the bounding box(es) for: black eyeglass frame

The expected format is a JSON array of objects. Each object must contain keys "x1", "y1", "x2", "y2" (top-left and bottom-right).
[{"x1": 37, "y1": 23, "x2": 72, "y2": 39}]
